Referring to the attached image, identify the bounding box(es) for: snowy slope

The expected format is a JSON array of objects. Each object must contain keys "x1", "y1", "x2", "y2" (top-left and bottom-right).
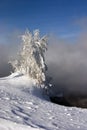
[{"x1": 0, "y1": 73, "x2": 87, "y2": 130}]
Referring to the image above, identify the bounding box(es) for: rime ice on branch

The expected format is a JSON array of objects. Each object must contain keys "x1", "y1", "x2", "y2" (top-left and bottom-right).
[{"x1": 10, "y1": 29, "x2": 48, "y2": 85}]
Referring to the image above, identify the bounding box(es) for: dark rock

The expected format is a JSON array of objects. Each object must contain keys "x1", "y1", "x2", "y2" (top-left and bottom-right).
[{"x1": 50, "y1": 96, "x2": 72, "y2": 107}]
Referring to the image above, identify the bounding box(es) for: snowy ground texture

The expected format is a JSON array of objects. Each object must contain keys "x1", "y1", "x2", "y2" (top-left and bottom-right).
[{"x1": 0, "y1": 73, "x2": 87, "y2": 130}]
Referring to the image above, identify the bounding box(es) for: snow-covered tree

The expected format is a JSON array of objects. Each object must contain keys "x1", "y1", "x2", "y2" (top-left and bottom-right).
[{"x1": 10, "y1": 29, "x2": 48, "y2": 85}]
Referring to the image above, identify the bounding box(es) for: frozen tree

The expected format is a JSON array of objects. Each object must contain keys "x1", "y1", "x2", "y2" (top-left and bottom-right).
[{"x1": 10, "y1": 29, "x2": 48, "y2": 85}]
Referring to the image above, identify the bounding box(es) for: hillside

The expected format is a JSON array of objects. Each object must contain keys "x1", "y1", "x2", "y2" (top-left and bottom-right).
[{"x1": 0, "y1": 72, "x2": 87, "y2": 130}]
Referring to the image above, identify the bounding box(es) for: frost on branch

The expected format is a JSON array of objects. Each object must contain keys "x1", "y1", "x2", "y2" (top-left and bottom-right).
[{"x1": 10, "y1": 29, "x2": 48, "y2": 85}]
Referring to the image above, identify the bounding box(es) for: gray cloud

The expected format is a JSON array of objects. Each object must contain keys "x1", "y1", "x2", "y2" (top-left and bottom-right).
[
  {"x1": 0, "y1": 30, "x2": 21, "y2": 77},
  {"x1": 46, "y1": 33, "x2": 87, "y2": 96}
]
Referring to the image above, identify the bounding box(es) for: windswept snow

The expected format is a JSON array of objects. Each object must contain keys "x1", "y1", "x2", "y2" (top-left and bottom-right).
[
  {"x1": 0, "y1": 72, "x2": 87, "y2": 130},
  {"x1": 0, "y1": 118, "x2": 44, "y2": 130}
]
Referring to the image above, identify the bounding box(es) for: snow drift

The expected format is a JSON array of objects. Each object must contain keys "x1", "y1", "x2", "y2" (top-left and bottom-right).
[{"x1": 0, "y1": 72, "x2": 87, "y2": 129}]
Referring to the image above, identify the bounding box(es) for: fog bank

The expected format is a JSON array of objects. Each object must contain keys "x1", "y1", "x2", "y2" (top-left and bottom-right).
[{"x1": 46, "y1": 33, "x2": 87, "y2": 96}]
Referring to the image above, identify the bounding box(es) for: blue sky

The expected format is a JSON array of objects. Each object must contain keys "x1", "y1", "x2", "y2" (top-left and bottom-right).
[{"x1": 0, "y1": 0, "x2": 87, "y2": 42}]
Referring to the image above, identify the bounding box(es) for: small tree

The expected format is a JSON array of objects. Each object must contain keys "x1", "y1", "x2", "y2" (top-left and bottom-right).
[{"x1": 10, "y1": 29, "x2": 48, "y2": 85}]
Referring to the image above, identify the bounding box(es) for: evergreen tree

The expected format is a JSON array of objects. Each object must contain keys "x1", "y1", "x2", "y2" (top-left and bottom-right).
[{"x1": 10, "y1": 29, "x2": 48, "y2": 85}]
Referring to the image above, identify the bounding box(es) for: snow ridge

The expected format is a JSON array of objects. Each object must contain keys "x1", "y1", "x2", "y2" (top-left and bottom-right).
[{"x1": 0, "y1": 73, "x2": 87, "y2": 130}]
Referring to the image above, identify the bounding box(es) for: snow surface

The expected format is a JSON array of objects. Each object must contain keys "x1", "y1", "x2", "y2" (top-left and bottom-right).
[{"x1": 0, "y1": 72, "x2": 87, "y2": 130}]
